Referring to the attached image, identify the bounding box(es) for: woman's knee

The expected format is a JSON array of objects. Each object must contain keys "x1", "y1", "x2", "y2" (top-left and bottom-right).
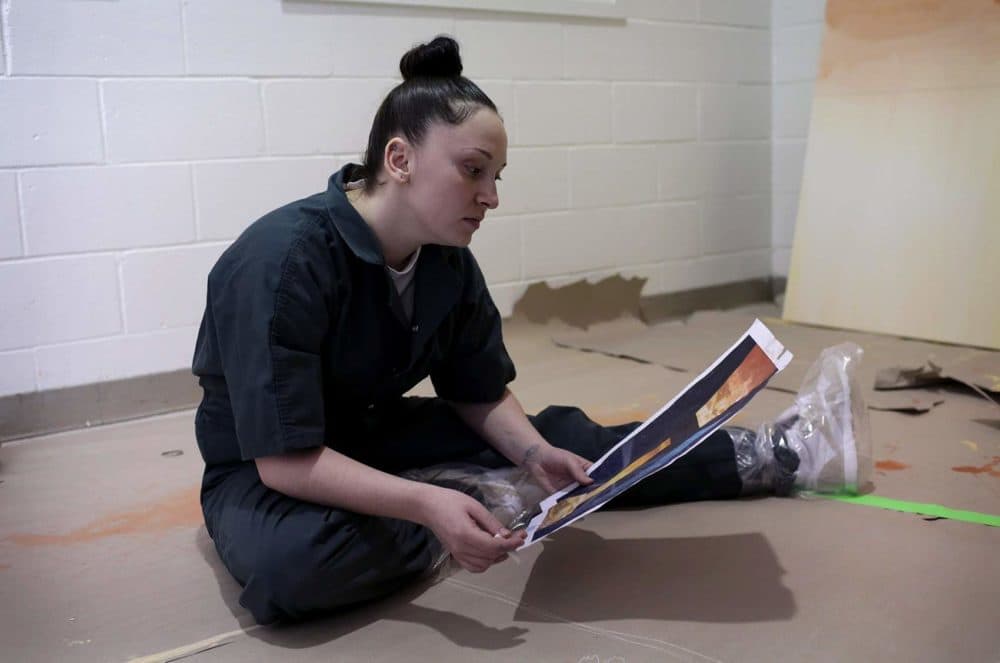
[
  {"x1": 240, "y1": 515, "x2": 437, "y2": 623},
  {"x1": 531, "y1": 405, "x2": 632, "y2": 459}
]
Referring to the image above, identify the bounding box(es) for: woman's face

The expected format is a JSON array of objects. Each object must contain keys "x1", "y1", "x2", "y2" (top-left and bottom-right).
[{"x1": 405, "y1": 107, "x2": 507, "y2": 247}]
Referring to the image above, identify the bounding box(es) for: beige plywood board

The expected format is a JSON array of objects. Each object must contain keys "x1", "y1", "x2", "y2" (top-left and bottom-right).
[{"x1": 783, "y1": 0, "x2": 1000, "y2": 350}]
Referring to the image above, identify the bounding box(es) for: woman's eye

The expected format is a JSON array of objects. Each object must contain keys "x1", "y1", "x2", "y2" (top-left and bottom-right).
[{"x1": 466, "y1": 165, "x2": 482, "y2": 177}]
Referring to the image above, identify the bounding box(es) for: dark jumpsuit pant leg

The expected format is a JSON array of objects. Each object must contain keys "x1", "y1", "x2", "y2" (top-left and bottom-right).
[{"x1": 200, "y1": 398, "x2": 742, "y2": 624}]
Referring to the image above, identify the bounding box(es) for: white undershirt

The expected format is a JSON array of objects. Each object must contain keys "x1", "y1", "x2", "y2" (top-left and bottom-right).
[
  {"x1": 343, "y1": 177, "x2": 421, "y2": 323},
  {"x1": 388, "y1": 247, "x2": 420, "y2": 323}
]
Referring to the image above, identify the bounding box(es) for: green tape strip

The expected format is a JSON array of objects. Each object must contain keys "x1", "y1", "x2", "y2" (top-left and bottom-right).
[{"x1": 817, "y1": 493, "x2": 1000, "y2": 527}]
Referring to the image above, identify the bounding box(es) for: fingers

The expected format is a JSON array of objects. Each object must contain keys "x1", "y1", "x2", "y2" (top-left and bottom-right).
[
  {"x1": 467, "y1": 500, "x2": 505, "y2": 534},
  {"x1": 492, "y1": 529, "x2": 526, "y2": 552},
  {"x1": 568, "y1": 457, "x2": 594, "y2": 485},
  {"x1": 534, "y1": 472, "x2": 557, "y2": 494},
  {"x1": 466, "y1": 502, "x2": 524, "y2": 554},
  {"x1": 434, "y1": 491, "x2": 527, "y2": 573},
  {"x1": 555, "y1": 451, "x2": 593, "y2": 486},
  {"x1": 534, "y1": 454, "x2": 592, "y2": 492},
  {"x1": 467, "y1": 502, "x2": 524, "y2": 550},
  {"x1": 455, "y1": 550, "x2": 514, "y2": 573}
]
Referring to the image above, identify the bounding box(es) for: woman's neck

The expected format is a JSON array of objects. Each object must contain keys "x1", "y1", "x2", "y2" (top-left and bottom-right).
[{"x1": 346, "y1": 186, "x2": 422, "y2": 271}]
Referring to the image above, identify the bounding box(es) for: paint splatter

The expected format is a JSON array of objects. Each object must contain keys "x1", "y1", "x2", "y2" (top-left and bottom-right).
[
  {"x1": 5, "y1": 486, "x2": 201, "y2": 547},
  {"x1": 875, "y1": 459, "x2": 910, "y2": 471},
  {"x1": 952, "y1": 456, "x2": 1000, "y2": 478}
]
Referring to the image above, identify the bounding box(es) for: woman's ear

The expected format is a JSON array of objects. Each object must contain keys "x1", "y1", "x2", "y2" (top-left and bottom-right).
[{"x1": 384, "y1": 137, "x2": 412, "y2": 184}]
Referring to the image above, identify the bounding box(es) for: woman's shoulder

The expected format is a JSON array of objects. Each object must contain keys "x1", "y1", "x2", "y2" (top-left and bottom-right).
[
  {"x1": 245, "y1": 191, "x2": 332, "y2": 251},
  {"x1": 209, "y1": 191, "x2": 340, "y2": 287}
]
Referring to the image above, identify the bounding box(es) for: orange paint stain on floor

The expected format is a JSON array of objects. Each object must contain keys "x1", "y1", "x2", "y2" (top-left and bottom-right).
[
  {"x1": 875, "y1": 459, "x2": 910, "y2": 471},
  {"x1": 952, "y1": 456, "x2": 1000, "y2": 478},
  {"x1": 5, "y1": 485, "x2": 202, "y2": 547}
]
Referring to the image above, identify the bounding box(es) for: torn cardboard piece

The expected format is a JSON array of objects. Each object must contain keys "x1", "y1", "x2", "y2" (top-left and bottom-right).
[
  {"x1": 875, "y1": 352, "x2": 1000, "y2": 409},
  {"x1": 867, "y1": 394, "x2": 946, "y2": 414}
]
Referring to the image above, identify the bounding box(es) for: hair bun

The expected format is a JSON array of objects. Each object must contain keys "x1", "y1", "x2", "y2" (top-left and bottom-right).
[{"x1": 400, "y1": 36, "x2": 463, "y2": 81}]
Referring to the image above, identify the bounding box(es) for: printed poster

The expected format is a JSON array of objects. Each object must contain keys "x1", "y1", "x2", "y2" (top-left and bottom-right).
[{"x1": 520, "y1": 319, "x2": 793, "y2": 548}]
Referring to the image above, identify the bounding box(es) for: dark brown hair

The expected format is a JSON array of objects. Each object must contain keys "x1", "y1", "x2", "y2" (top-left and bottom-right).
[{"x1": 359, "y1": 36, "x2": 497, "y2": 192}]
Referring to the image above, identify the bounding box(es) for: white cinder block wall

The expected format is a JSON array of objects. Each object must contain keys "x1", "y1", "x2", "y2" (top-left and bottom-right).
[
  {"x1": 0, "y1": 0, "x2": 776, "y2": 398},
  {"x1": 770, "y1": 0, "x2": 826, "y2": 277}
]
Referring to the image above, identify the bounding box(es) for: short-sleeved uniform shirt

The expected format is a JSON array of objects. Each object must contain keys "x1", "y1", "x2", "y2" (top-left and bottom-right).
[{"x1": 192, "y1": 164, "x2": 516, "y2": 470}]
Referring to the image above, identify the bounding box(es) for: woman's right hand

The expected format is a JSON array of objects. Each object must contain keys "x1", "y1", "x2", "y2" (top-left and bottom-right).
[{"x1": 419, "y1": 487, "x2": 526, "y2": 573}]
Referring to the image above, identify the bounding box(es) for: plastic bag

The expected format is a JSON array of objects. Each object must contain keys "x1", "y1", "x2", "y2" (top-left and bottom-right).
[
  {"x1": 401, "y1": 463, "x2": 549, "y2": 531},
  {"x1": 400, "y1": 463, "x2": 549, "y2": 578},
  {"x1": 734, "y1": 342, "x2": 873, "y2": 495}
]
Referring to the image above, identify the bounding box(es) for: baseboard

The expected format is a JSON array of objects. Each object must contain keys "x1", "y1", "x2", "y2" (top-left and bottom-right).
[
  {"x1": 1, "y1": 369, "x2": 200, "y2": 443},
  {"x1": 1, "y1": 277, "x2": 780, "y2": 443},
  {"x1": 639, "y1": 277, "x2": 777, "y2": 323}
]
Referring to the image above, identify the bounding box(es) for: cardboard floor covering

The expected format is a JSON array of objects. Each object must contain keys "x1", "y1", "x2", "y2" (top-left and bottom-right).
[{"x1": 1, "y1": 305, "x2": 998, "y2": 662}]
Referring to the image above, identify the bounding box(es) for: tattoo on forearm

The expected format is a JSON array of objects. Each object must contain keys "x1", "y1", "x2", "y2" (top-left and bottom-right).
[{"x1": 522, "y1": 444, "x2": 540, "y2": 466}]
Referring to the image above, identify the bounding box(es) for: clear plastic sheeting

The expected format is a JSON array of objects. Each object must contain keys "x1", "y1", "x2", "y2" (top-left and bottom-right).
[
  {"x1": 737, "y1": 342, "x2": 873, "y2": 495},
  {"x1": 401, "y1": 464, "x2": 549, "y2": 577},
  {"x1": 401, "y1": 463, "x2": 549, "y2": 532}
]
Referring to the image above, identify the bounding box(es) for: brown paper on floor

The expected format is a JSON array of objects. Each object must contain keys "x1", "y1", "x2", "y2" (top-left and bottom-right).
[
  {"x1": 553, "y1": 309, "x2": 962, "y2": 414},
  {"x1": 3, "y1": 310, "x2": 999, "y2": 663}
]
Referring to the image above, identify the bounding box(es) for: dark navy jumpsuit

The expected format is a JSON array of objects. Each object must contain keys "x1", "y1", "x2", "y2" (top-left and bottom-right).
[{"x1": 192, "y1": 164, "x2": 742, "y2": 624}]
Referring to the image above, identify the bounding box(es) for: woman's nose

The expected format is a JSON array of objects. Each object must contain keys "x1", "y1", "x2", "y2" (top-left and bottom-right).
[{"x1": 479, "y1": 181, "x2": 499, "y2": 210}]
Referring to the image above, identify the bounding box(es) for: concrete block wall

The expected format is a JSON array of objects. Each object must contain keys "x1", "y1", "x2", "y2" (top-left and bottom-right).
[
  {"x1": 770, "y1": 0, "x2": 826, "y2": 277},
  {"x1": 1, "y1": 0, "x2": 774, "y2": 398}
]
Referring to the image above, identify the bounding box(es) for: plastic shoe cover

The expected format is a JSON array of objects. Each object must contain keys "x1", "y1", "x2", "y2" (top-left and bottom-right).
[
  {"x1": 781, "y1": 342, "x2": 873, "y2": 494},
  {"x1": 732, "y1": 342, "x2": 872, "y2": 495}
]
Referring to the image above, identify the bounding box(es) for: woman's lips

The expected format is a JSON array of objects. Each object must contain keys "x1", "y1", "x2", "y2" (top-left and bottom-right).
[{"x1": 462, "y1": 217, "x2": 482, "y2": 230}]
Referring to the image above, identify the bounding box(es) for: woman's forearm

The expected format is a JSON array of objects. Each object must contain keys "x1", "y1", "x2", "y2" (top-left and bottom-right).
[
  {"x1": 255, "y1": 447, "x2": 438, "y2": 526},
  {"x1": 448, "y1": 388, "x2": 551, "y2": 466}
]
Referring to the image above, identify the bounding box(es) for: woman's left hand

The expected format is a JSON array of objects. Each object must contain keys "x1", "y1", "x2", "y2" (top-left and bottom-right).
[{"x1": 522, "y1": 444, "x2": 594, "y2": 493}]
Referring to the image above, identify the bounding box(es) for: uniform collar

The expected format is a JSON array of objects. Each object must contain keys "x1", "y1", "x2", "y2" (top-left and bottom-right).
[
  {"x1": 325, "y1": 164, "x2": 464, "y2": 347},
  {"x1": 325, "y1": 163, "x2": 386, "y2": 266}
]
